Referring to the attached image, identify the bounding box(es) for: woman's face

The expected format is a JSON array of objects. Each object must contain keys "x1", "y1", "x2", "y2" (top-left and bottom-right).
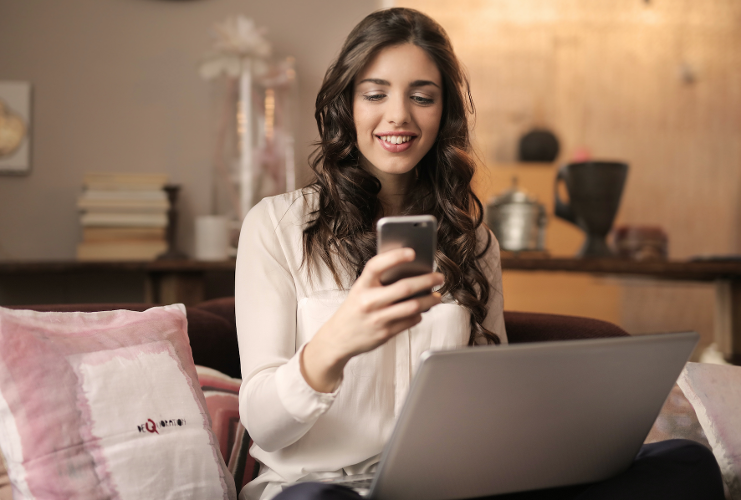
[{"x1": 353, "y1": 43, "x2": 443, "y2": 182}]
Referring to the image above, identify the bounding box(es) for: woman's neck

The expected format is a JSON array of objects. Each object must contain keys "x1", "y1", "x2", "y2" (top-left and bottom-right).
[
  {"x1": 378, "y1": 185, "x2": 409, "y2": 216},
  {"x1": 360, "y1": 156, "x2": 415, "y2": 216}
]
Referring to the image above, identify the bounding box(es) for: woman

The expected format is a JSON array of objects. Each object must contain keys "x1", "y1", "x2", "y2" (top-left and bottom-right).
[{"x1": 235, "y1": 8, "x2": 723, "y2": 500}]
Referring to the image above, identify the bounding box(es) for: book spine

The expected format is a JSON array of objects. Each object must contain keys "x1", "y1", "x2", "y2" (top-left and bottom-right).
[
  {"x1": 82, "y1": 173, "x2": 169, "y2": 191},
  {"x1": 77, "y1": 200, "x2": 169, "y2": 212},
  {"x1": 82, "y1": 227, "x2": 166, "y2": 242},
  {"x1": 80, "y1": 189, "x2": 168, "y2": 201},
  {"x1": 80, "y1": 213, "x2": 168, "y2": 228},
  {"x1": 76, "y1": 241, "x2": 168, "y2": 261}
]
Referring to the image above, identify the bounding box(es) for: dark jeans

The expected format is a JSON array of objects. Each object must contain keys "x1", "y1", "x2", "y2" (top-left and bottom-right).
[{"x1": 273, "y1": 440, "x2": 724, "y2": 500}]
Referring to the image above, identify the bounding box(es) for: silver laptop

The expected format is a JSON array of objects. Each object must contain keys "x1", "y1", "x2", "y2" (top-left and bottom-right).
[{"x1": 317, "y1": 331, "x2": 698, "y2": 500}]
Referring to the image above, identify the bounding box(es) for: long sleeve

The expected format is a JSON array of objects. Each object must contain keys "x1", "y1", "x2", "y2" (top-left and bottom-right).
[{"x1": 235, "y1": 198, "x2": 338, "y2": 453}]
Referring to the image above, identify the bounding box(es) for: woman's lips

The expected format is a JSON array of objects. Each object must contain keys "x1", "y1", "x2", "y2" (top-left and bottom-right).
[{"x1": 377, "y1": 135, "x2": 415, "y2": 153}]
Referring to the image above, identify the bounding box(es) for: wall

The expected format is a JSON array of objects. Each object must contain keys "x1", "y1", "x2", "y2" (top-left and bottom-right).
[
  {"x1": 0, "y1": 0, "x2": 376, "y2": 260},
  {"x1": 2, "y1": 0, "x2": 739, "y2": 349},
  {"x1": 398, "y1": 0, "x2": 741, "y2": 354}
]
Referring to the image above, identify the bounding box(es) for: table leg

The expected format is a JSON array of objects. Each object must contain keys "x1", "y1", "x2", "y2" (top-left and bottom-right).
[
  {"x1": 714, "y1": 280, "x2": 741, "y2": 364},
  {"x1": 145, "y1": 272, "x2": 206, "y2": 306}
]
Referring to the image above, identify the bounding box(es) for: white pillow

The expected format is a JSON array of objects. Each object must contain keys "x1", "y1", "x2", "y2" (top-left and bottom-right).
[
  {"x1": 679, "y1": 362, "x2": 741, "y2": 499},
  {"x1": 0, "y1": 304, "x2": 236, "y2": 500}
]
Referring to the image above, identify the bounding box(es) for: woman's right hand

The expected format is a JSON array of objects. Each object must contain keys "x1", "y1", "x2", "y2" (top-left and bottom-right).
[{"x1": 301, "y1": 248, "x2": 444, "y2": 393}]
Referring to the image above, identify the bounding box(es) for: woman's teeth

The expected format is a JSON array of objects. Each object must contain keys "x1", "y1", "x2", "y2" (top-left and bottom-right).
[{"x1": 379, "y1": 135, "x2": 413, "y2": 145}]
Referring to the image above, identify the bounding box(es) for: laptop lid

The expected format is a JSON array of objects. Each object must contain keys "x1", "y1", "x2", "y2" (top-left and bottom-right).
[{"x1": 368, "y1": 332, "x2": 698, "y2": 500}]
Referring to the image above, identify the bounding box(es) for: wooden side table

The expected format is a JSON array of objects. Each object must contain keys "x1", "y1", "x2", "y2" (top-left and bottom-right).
[
  {"x1": 0, "y1": 260, "x2": 236, "y2": 307},
  {"x1": 501, "y1": 257, "x2": 741, "y2": 364}
]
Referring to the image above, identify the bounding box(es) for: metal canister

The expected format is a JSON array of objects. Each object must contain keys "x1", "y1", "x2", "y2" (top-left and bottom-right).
[{"x1": 485, "y1": 177, "x2": 547, "y2": 252}]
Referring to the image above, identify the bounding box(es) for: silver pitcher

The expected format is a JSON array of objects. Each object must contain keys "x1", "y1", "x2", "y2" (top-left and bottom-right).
[{"x1": 486, "y1": 177, "x2": 547, "y2": 252}]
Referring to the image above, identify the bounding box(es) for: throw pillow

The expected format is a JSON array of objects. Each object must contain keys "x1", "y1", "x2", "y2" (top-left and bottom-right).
[
  {"x1": 0, "y1": 452, "x2": 9, "y2": 500},
  {"x1": 678, "y1": 362, "x2": 741, "y2": 499},
  {"x1": 196, "y1": 366, "x2": 257, "y2": 490},
  {"x1": 0, "y1": 304, "x2": 236, "y2": 499},
  {"x1": 644, "y1": 383, "x2": 709, "y2": 448}
]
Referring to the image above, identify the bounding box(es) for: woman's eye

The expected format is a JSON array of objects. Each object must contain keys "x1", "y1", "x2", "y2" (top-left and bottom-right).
[
  {"x1": 363, "y1": 94, "x2": 386, "y2": 102},
  {"x1": 412, "y1": 95, "x2": 435, "y2": 105}
]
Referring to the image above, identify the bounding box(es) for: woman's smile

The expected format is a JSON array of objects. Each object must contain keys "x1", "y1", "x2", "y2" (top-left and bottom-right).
[{"x1": 376, "y1": 132, "x2": 417, "y2": 152}]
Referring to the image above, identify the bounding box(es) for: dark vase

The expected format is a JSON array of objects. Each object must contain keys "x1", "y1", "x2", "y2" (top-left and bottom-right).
[
  {"x1": 157, "y1": 184, "x2": 188, "y2": 260},
  {"x1": 518, "y1": 129, "x2": 560, "y2": 163},
  {"x1": 554, "y1": 161, "x2": 629, "y2": 258}
]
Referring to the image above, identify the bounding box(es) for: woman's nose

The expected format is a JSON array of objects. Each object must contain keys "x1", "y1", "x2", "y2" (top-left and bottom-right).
[{"x1": 385, "y1": 94, "x2": 411, "y2": 125}]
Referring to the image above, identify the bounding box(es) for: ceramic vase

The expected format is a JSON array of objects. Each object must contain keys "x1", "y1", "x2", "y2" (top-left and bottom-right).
[{"x1": 554, "y1": 161, "x2": 629, "y2": 258}]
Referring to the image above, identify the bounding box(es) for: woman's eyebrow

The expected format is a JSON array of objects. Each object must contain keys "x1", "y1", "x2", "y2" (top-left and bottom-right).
[
  {"x1": 409, "y1": 80, "x2": 440, "y2": 89},
  {"x1": 357, "y1": 78, "x2": 390, "y2": 86},
  {"x1": 356, "y1": 78, "x2": 440, "y2": 89}
]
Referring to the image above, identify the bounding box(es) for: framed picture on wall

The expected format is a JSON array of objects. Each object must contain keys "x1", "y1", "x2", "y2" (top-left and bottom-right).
[{"x1": 0, "y1": 81, "x2": 32, "y2": 175}]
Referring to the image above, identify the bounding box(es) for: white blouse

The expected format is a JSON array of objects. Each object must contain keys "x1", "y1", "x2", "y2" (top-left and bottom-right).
[{"x1": 235, "y1": 189, "x2": 506, "y2": 500}]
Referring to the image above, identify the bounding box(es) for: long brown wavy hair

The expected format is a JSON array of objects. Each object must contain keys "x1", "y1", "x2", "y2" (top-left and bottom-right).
[{"x1": 302, "y1": 8, "x2": 500, "y2": 345}]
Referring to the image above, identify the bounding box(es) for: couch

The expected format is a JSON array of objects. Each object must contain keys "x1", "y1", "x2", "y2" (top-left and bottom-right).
[
  {"x1": 18, "y1": 298, "x2": 631, "y2": 380},
  {"x1": 0, "y1": 298, "x2": 631, "y2": 497}
]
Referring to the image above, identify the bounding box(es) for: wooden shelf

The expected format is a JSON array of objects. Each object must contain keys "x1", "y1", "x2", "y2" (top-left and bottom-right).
[
  {"x1": 0, "y1": 259, "x2": 236, "y2": 306},
  {"x1": 500, "y1": 257, "x2": 741, "y2": 282},
  {"x1": 0, "y1": 259, "x2": 236, "y2": 274}
]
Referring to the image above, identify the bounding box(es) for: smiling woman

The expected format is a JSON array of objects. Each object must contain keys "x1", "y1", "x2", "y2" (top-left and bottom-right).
[
  {"x1": 234, "y1": 7, "x2": 723, "y2": 500},
  {"x1": 235, "y1": 8, "x2": 506, "y2": 500}
]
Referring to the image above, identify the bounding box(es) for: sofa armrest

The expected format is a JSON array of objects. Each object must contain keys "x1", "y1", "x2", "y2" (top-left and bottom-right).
[
  {"x1": 504, "y1": 310, "x2": 629, "y2": 344},
  {"x1": 193, "y1": 297, "x2": 237, "y2": 331}
]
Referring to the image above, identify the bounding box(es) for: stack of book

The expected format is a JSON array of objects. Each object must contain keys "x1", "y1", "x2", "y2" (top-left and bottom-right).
[{"x1": 76, "y1": 173, "x2": 170, "y2": 261}]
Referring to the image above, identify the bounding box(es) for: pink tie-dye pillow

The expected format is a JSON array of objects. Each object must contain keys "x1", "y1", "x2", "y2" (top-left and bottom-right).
[
  {"x1": 0, "y1": 304, "x2": 236, "y2": 500},
  {"x1": 196, "y1": 366, "x2": 258, "y2": 491}
]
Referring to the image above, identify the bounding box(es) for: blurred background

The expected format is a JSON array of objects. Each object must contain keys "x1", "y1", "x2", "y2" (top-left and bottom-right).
[{"x1": 0, "y1": 0, "x2": 740, "y2": 358}]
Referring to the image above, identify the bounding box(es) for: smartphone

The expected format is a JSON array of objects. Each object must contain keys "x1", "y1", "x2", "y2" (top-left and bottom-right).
[{"x1": 376, "y1": 215, "x2": 437, "y2": 294}]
